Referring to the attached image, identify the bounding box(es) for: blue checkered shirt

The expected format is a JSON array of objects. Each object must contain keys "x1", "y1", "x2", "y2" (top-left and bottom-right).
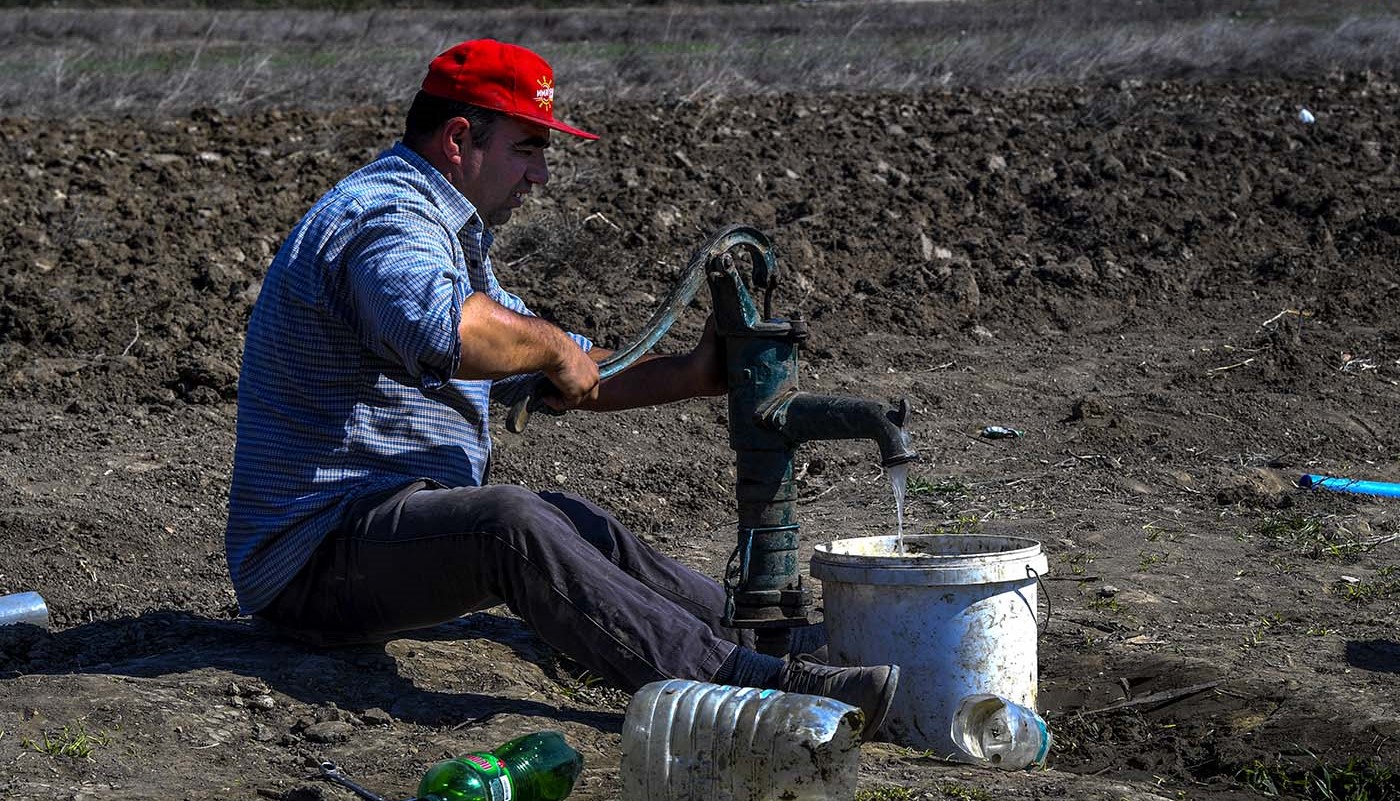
[{"x1": 226, "y1": 142, "x2": 591, "y2": 614}]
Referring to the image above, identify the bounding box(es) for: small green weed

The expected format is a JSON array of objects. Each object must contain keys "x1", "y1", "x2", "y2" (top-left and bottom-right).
[
  {"x1": 1243, "y1": 614, "x2": 1283, "y2": 649},
  {"x1": 905, "y1": 474, "x2": 968, "y2": 498},
  {"x1": 1237, "y1": 752, "x2": 1400, "y2": 799},
  {"x1": 1138, "y1": 550, "x2": 1170, "y2": 571},
  {"x1": 555, "y1": 670, "x2": 604, "y2": 702},
  {"x1": 937, "y1": 783, "x2": 993, "y2": 800},
  {"x1": 22, "y1": 724, "x2": 109, "y2": 759},
  {"x1": 855, "y1": 786, "x2": 916, "y2": 801},
  {"x1": 1142, "y1": 521, "x2": 1179, "y2": 543},
  {"x1": 1256, "y1": 514, "x2": 1369, "y2": 561},
  {"x1": 1333, "y1": 566, "x2": 1400, "y2": 607},
  {"x1": 928, "y1": 514, "x2": 983, "y2": 536},
  {"x1": 1088, "y1": 596, "x2": 1122, "y2": 614},
  {"x1": 1064, "y1": 550, "x2": 1096, "y2": 576}
]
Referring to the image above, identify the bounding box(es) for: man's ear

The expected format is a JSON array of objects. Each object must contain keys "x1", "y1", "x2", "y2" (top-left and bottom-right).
[{"x1": 441, "y1": 117, "x2": 472, "y2": 165}]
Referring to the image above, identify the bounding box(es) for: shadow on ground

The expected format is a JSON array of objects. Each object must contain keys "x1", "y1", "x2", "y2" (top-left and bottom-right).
[
  {"x1": 0, "y1": 611, "x2": 623, "y2": 732},
  {"x1": 1346, "y1": 639, "x2": 1400, "y2": 675}
]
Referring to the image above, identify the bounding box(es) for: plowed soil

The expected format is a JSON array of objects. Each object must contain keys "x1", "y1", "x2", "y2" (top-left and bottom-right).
[{"x1": 2, "y1": 74, "x2": 1399, "y2": 800}]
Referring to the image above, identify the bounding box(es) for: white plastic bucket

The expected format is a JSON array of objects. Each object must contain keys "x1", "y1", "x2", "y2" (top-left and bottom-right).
[{"x1": 810, "y1": 534, "x2": 1048, "y2": 758}]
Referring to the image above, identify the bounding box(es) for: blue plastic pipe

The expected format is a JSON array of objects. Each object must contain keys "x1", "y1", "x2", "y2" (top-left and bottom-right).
[{"x1": 1299, "y1": 474, "x2": 1400, "y2": 499}]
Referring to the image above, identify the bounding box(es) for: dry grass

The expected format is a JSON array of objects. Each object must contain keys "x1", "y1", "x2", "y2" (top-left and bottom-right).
[{"x1": 0, "y1": 0, "x2": 1397, "y2": 116}]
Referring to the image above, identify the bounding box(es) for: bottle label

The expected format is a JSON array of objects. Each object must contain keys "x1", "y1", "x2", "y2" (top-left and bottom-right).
[{"x1": 460, "y1": 753, "x2": 514, "y2": 801}]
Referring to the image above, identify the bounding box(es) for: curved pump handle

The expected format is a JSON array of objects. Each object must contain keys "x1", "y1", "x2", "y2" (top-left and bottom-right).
[{"x1": 506, "y1": 224, "x2": 776, "y2": 434}]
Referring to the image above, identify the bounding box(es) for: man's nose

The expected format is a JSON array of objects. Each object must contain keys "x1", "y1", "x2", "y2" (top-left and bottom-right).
[{"x1": 527, "y1": 153, "x2": 550, "y2": 186}]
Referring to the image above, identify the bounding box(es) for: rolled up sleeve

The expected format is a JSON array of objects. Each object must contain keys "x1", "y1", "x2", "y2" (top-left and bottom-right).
[{"x1": 339, "y1": 209, "x2": 466, "y2": 389}]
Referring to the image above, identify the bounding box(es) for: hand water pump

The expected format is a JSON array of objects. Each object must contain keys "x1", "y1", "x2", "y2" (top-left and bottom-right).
[{"x1": 509, "y1": 225, "x2": 918, "y2": 655}]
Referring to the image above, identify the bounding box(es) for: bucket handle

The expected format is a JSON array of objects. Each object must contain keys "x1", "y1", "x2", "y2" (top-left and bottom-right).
[{"x1": 1027, "y1": 565, "x2": 1052, "y2": 631}]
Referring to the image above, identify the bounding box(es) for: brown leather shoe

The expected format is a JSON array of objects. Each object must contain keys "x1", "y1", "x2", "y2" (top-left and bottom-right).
[{"x1": 778, "y1": 654, "x2": 900, "y2": 740}]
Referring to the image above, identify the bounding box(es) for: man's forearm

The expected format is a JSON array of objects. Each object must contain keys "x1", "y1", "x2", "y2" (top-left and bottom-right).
[
  {"x1": 454, "y1": 293, "x2": 577, "y2": 380},
  {"x1": 581, "y1": 353, "x2": 722, "y2": 412}
]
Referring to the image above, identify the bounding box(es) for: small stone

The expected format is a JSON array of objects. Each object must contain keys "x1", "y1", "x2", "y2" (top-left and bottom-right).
[
  {"x1": 303, "y1": 721, "x2": 354, "y2": 744},
  {"x1": 1098, "y1": 585, "x2": 1120, "y2": 598},
  {"x1": 362, "y1": 707, "x2": 393, "y2": 726},
  {"x1": 251, "y1": 695, "x2": 276, "y2": 711},
  {"x1": 986, "y1": 154, "x2": 1008, "y2": 172}
]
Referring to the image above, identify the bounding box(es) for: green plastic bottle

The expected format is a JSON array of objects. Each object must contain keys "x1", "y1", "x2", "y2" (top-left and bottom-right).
[{"x1": 417, "y1": 731, "x2": 584, "y2": 801}]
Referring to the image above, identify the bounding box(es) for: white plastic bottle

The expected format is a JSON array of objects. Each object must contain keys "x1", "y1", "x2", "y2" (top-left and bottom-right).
[
  {"x1": 949, "y1": 693, "x2": 1052, "y2": 769},
  {"x1": 620, "y1": 679, "x2": 863, "y2": 801}
]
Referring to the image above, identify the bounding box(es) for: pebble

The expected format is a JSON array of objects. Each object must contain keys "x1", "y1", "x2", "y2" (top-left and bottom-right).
[
  {"x1": 251, "y1": 695, "x2": 277, "y2": 711},
  {"x1": 362, "y1": 707, "x2": 393, "y2": 726},
  {"x1": 1099, "y1": 585, "x2": 1120, "y2": 598},
  {"x1": 303, "y1": 721, "x2": 354, "y2": 744}
]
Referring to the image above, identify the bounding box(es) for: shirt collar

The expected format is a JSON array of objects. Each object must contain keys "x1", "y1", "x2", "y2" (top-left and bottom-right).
[{"x1": 390, "y1": 141, "x2": 482, "y2": 237}]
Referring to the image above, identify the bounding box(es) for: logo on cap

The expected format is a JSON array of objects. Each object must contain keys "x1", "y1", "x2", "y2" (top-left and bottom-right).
[{"x1": 535, "y1": 76, "x2": 555, "y2": 111}]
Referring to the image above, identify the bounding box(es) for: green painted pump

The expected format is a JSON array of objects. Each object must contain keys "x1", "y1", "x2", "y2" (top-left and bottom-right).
[{"x1": 509, "y1": 224, "x2": 918, "y2": 656}]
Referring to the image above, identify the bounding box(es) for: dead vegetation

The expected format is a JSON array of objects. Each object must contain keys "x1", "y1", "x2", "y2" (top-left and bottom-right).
[{"x1": 0, "y1": 0, "x2": 1398, "y2": 115}]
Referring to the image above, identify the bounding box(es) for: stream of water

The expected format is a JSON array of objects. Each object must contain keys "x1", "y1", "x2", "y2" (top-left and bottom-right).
[{"x1": 890, "y1": 463, "x2": 908, "y2": 556}]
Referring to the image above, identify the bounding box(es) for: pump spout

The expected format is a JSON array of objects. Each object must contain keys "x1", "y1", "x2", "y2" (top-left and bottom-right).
[{"x1": 759, "y1": 392, "x2": 918, "y2": 468}]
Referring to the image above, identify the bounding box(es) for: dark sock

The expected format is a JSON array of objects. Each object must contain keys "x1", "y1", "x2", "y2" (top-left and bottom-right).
[
  {"x1": 787, "y1": 622, "x2": 827, "y2": 657},
  {"x1": 713, "y1": 646, "x2": 785, "y2": 689}
]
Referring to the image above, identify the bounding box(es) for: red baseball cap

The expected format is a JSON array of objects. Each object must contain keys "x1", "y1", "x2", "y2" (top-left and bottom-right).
[{"x1": 422, "y1": 39, "x2": 598, "y2": 141}]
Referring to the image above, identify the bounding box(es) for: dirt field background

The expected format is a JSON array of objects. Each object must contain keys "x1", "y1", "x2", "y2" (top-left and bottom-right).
[{"x1": 2, "y1": 3, "x2": 1400, "y2": 800}]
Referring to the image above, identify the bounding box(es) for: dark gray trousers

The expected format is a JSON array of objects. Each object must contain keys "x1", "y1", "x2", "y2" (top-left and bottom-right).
[{"x1": 259, "y1": 480, "x2": 753, "y2": 690}]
